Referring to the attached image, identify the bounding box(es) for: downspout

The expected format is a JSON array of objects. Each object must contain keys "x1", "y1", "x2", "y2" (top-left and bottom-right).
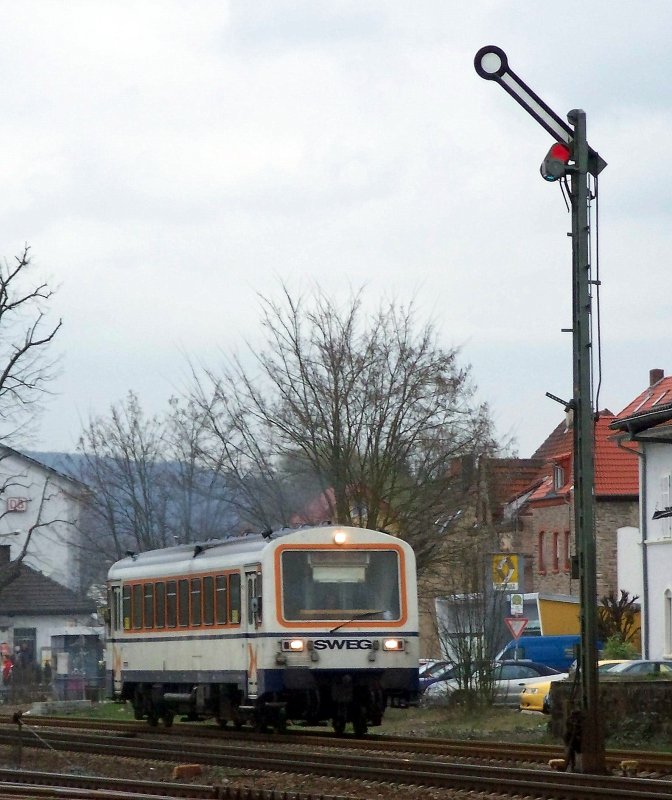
[{"x1": 616, "y1": 434, "x2": 648, "y2": 658}]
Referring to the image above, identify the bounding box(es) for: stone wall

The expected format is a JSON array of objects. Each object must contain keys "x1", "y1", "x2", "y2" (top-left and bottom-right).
[{"x1": 548, "y1": 677, "x2": 672, "y2": 741}]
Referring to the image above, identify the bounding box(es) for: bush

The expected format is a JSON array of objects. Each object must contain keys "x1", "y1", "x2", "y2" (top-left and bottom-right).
[{"x1": 602, "y1": 634, "x2": 639, "y2": 659}]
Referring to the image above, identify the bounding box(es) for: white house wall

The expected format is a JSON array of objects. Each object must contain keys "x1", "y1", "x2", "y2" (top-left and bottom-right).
[
  {"x1": 0, "y1": 450, "x2": 84, "y2": 592},
  {"x1": 640, "y1": 442, "x2": 672, "y2": 660},
  {"x1": 617, "y1": 526, "x2": 643, "y2": 601},
  {"x1": 0, "y1": 614, "x2": 102, "y2": 666}
]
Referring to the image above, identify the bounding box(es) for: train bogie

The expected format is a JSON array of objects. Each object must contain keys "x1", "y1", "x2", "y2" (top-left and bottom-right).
[{"x1": 105, "y1": 525, "x2": 419, "y2": 735}]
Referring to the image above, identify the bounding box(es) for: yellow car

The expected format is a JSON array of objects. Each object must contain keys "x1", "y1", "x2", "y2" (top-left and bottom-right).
[
  {"x1": 519, "y1": 677, "x2": 560, "y2": 713},
  {"x1": 519, "y1": 660, "x2": 631, "y2": 713}
]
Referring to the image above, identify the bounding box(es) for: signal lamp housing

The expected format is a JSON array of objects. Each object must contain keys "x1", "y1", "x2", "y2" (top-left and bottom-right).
[{"x1": 540, "y1": 142, "x2": 572, "y2": 182}]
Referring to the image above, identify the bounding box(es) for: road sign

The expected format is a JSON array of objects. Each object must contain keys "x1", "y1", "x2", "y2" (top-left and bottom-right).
[
  {"x1": 505, "y1": 617, "x2": 529, "y2": 640},
  {"x1": 492, "y1": 553, "x2": 519, "y2": 590},
  {"x1": 510, "y1": 593, "x2": 524, "y2": 615}
]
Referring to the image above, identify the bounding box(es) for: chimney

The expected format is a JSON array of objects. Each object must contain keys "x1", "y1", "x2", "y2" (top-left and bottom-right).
[{"x1": 650, "y1": 368, "x2": 664, "y2": 386}]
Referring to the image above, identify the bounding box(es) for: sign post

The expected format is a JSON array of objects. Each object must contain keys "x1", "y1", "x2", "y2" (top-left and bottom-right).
[{"x1": 504, "y1": 617, "x2": 529, "y2": 640}]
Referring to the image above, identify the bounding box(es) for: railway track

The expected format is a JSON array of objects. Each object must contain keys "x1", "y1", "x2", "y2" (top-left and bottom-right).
[
  {"x1": 6, "y1": 715, "x2": 672, "y2": 774},
  {"x1": 1, "y1": 721, "x2": 672, "y2": 799}
]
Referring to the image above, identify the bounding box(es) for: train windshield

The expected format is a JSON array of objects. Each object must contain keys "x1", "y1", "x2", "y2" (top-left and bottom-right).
[{"x1": 280, "y1": 548, "x2": 401, "y2": 622}]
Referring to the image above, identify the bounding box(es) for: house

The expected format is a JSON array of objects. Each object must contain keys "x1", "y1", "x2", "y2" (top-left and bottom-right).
[
  {"x1": 0, "y1": 446, "x2": 101, "y2": 673},
  {"x1": 498, "y1": 411, "x2": 639, "y2": 599},
  {"x1": 0, "y1": 445, "x2": 89, "y2": 592},
  {"x1": 610, "y1": 368, "x2": 672, "y2": 659},
  {"x1": 0, "y1": 545, "x2": 98, "y2": 673}
]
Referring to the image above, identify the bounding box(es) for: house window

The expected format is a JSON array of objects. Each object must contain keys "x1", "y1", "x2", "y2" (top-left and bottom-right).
[
  {"x1": 563, "y1": 530, "x2": 571, "y2": 573},
  {"x1": 666, "y1": 590, "x2": 672, "y2": 657},
  {"x1": 553, "y1": 464, "x2": 565, "y2": 492},
  {"x1": 537, "y1": 531, "x2": 546, "y2": 575},
  {"x1": 552, "y1": 531, "x2": 560, "y2": 573}
]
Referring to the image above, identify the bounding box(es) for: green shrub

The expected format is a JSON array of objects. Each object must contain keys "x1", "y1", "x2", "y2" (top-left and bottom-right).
[{"x1": 602, "y1": 634, "x2": 639, "y2": 659}]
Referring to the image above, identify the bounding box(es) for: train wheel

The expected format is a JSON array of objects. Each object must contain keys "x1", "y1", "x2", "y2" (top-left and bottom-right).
[
  {"x1": 274, "y1": 709, "x2": 287, "y2": 734},
  {"x1": 332, "y1": 716, "x2": 346, "y2": 736},
  {"x1": 163, "y1": 711, "x2": 174, "y2": 728},
  {"x1": 217, "y1": 717, "x2": 228, "y2": 729},
  {"x1": 254, "y1": 714, "x2": 269, "y2": 734},
  {"x1": 132, "y1": 690, "x2": 144, "y2": 721},
  {"x1": 147, "y1": 711, "x2": 159, "y2": 727},
  {"x1": 352, "y1": 715, "x2": 368, "y2": 737}
]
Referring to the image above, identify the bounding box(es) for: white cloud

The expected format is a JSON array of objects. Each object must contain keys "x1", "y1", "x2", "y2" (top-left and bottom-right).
[{"x1": 0, "y1": 1, "x2": 670, "y2": 457}]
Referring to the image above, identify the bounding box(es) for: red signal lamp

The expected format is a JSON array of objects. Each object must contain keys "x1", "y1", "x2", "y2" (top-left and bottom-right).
[{"x1": 540, "y1": 142, "x2": 571, "y2": 182}]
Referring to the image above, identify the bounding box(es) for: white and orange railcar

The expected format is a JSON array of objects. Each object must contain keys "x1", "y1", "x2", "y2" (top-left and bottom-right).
[{"x1": 105, "y1": 525, "x2": 419, "y2": 735}]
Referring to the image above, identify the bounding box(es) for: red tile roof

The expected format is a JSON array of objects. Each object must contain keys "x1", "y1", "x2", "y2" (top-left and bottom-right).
[
  {"x1": 594, "y1": 416, "x2": 639, "y2": 495},
  {"x1": 527, "y1": 411, "x2": 638, "y2": 500},
  {"x1": 485, "y1": 458, "x2": 545, "y2": 506},
  {"x1": 616, "y1": 375, "x2": 672, "y2": 420}
]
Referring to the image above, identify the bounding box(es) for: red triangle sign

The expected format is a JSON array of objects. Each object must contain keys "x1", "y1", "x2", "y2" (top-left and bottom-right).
[{"x1": 505, "y1": 617, "x2": 529, "y2": 640}]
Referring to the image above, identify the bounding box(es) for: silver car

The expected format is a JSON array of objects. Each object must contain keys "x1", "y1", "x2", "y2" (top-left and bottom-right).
[{"x1": 422, "y1": 660, "x2": 567, "y2": 706}]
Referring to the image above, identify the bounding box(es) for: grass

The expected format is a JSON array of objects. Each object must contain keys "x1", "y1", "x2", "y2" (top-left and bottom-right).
[
  {"x1": 379, "y1": 705, "x2": 553, "y2": 742},
  {"x1": 47, "y1": 699, "x2": 554, "y2": 743}
]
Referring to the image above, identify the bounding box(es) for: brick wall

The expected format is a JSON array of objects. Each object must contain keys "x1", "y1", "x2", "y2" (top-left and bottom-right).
[{"x1": 512, "y1": 497, "x2": 638, "y2": 598}]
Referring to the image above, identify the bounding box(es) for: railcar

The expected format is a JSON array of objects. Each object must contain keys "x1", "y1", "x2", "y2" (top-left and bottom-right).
[{"x1": 104, "y1": 525, "x2": 419, "y2": 735}]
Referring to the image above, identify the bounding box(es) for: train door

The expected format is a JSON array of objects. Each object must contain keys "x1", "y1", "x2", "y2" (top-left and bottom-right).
[
  {"x1": 106, "y1": 583, "x2": 124, "y2": 696},
  {"x1": 244, "y1": 565, "x2": 262, "y2": 698}
]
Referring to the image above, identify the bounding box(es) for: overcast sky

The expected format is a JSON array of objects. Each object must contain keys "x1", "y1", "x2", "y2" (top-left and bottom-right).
[{"x1": 2, "y1": 1, "x2": 671, "y2": 458}]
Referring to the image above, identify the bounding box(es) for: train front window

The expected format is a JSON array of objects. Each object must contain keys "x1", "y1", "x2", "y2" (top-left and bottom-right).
[{"x1": 280, "y1": 549, "x2": 401, "y2": 622}]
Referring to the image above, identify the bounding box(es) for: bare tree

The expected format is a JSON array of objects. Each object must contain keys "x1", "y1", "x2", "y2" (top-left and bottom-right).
[
  {"x1": 189, "y1": 286, "x2": 498, "y2": 570},
  {"x1": 75, "y1": 392, "x2": 171, "y2": 564},
  {"x1": 0, "y1": 246, "x2": 63, "y2": 592},
  {"x1": 431, "y1": 534, "x2": 509, "y2": 707},
  {"x1": 73, "y1": 393, "x2": 240, "y2": 581},
  {"x1": 163, "y1": 396, "x2": 239, "y2": 542},
  {"x1": 0, "y1": 245, "x2": 62, "y2": 443}
]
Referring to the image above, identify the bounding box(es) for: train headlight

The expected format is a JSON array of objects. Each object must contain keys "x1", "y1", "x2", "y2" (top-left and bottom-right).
[
  {"x1": 383, "y1": 638, "x2": 405, "y2": 652},
  {"x1": 281, "y1": 639, "x2": 305, "y2": 652},
  {"x1": 333, "y1": 530, "x2": 347, "y2": 545}
]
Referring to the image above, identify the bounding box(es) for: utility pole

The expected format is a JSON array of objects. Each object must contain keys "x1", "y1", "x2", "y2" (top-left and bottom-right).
[
  {"x1": 474, "y1": 47, "x2": 606, "y2": 773},
  {"x1": 568, "y1": 108, "x2": 604, "y2": 773}
]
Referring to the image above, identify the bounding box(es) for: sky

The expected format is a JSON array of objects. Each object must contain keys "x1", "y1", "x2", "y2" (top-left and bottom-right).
[{"x1": 2, "y1": 1, "x2": 671, "y2": 458}]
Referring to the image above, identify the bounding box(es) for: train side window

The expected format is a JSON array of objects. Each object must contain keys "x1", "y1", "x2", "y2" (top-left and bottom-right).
[
  {"x1": 215, "y1": 575, "x2": 228, "y2": 625},
  {"x1": 132, "y1": 584, "x2": 143, "y2": 629},
  {"x1": 155, "y1": 582, "x2": 165, "y2": 629},
  {"x1": 203, "y1": 576, "x2": 214, "y2": 625},
  {"x1": 143, "y1": 583, "x2": 154, "y2": 629},
  {"x1": 166, "y1": 580, "x2": 177, "y2": 628},
  {"x1": 122, "y1": 586, "x2": 131, "y2": 630},
  {"x1": 247, "y1": 576, "x2": 254, "y2": 625},
  {"x1": 178, "y1": 579, "x2": 189, "y2": 627},
  {"x1": 229, "y1": 573, "x2": 241, "y2": 625},
  {"x1": 109, "y1": 586, "x2": 120, "y2": 631},
  {"x1": 191, "y1": 578, "x2": 202, "y2": 626}
]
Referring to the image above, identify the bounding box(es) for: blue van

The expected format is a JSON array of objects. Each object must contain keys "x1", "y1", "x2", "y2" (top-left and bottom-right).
[{"x1": 496, "y1": 635, "x2": 581, "y2": 672}]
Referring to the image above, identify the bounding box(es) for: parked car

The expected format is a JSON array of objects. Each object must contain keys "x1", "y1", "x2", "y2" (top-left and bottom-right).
[
  {"x1": 419, "y1": 659, "x2": 445, "y2": 677},
  {"x1": 604, "y1": 659, "x2": 672, "y2": 676},
  {"x1": 497, "y1": 635, "x2": 585, "y2": 672},
  {"x1": 522, "y1": 660, "x2": 635, "y2": 714},
  {"x1": 567, "y1": 658, "x2": 632, "y2": 677},
  {"x1": 419, "y1": 661, "x2": 456, "y2": 692},
  {"x1": 423, "y1": 660, "x2": 566, "y2": 707}
]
